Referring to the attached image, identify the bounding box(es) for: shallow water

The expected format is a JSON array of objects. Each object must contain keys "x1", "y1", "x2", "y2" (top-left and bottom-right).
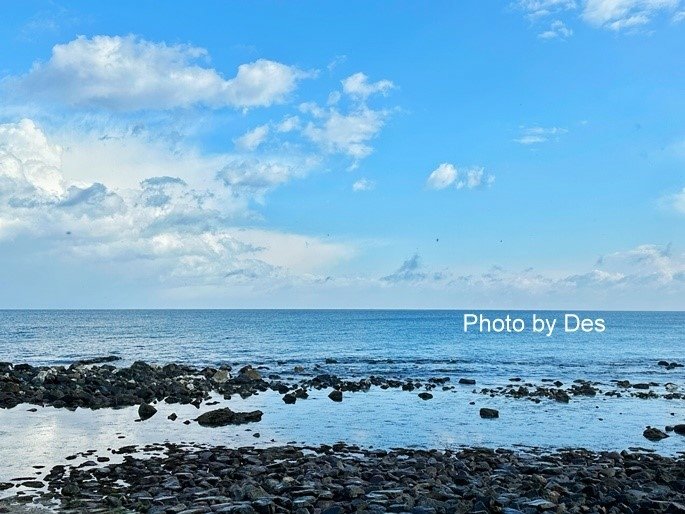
[{"x1": 1, "y1": 386, "x2": 684, "y2": 487}]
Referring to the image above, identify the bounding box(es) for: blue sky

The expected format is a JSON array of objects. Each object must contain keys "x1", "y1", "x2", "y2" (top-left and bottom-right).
[{"x1": 0, "y1": 0, "x2": 684, "y2": 309}]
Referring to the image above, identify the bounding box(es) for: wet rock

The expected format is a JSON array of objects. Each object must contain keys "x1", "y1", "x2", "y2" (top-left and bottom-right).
[
  {"x1": 138, "y1": 403, "x2": 157, "y2": 421},
  {"x1": 551, "y1": 389, "x2": 570, "y2": 403},
  {"x1": 196, "y1": 407, "x2": 263, "y2": 427},
  {"x1": 328, "y1": 390, "x2": 343, "y2": 402},
  {"x1": 20, "y1": 481, "x2": 43, "y2": 489},
  {"x1": 282, "y1": 393, "x2": 296, "y2": 404},
  {"x1": 418, "y1": 392, "x2": 433, "y2": 400},
  {"x1": 643, "y1": 427, "x2": 669, "y2": 441},
  {"x1": 673, "y1": 424, "x2": 685, "y2": 435},
  {"x1": 74, "y1": 356, "x2": 121, "y2": 365},
  {"x1": 8, "y1": 443, "x2": 685, "y2": 513},
  {"x1": 479, "y1": 408, "x2": 499, "y2": 419},
  {"x1": 168, "y1": 413, "x2": 178, "y2": 421},
  {"x1": 458, "y1": 378, "x2": 476, "y2": 385},
  {"x1": 238, "y1": 366, "x2": 262, "y2": 381},
  {"x1": 212, "y1": 370, "x2": 231, "y2": 383}
]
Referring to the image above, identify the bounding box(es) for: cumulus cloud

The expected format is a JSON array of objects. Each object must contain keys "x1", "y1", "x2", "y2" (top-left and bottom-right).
[
  {"x1": 234, "y1": 124, "x2": 270, "y2": 151},
  {"x1": 0, "y1": 118, "x2": 64, "y2": 197},
  {"x1": 538, "y1": 19, "x2": 574, "y2": 37},
  {"x1": 425, "y1": 163, "x2": 495, "y2": 190},
  {"x1": 352, "y1": 178, "x2": 375, "y2": 192},
  {"x1": 582, "y1": 0, "x2": 681, "y2": 30},
  {"x1": 0, "y1": 119, "x2": 351, "y2": 284},
  {"x1": 341, "y1": 72, "x2": 395, "y2": 99},
  {"x1": 9, "y1": 35, "x2": 312, "y2": 110},
  {"x1": 515, "y1": 126, "x2": 567, "y2": 144}
]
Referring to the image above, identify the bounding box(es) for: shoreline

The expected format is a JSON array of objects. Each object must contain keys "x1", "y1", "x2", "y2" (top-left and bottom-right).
[
  {"x1": 1, "y1": 358, "x2": 683, "y2": 411},
  {"x1": 1, "y1": 358, "x2": 684, "y2": 511},
  {"x1": 2, "y1": 442, "x2": 685, "y2": 513}
]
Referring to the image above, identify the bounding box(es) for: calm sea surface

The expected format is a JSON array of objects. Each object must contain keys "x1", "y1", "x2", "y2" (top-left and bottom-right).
[{"x1": 0, "y1": 310, "x2": 683, "y2": 383}]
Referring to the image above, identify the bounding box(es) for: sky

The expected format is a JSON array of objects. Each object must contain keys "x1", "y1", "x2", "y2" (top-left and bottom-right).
[{"x1": 0, "y1": 0, "x2": 684, "y2": 309}]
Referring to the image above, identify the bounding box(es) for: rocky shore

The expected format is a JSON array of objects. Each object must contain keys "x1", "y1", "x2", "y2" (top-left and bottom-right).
[
  {"x1": 2, "y1": 443, "x2": 685, "y2": 513},
  {"x1": 0, "y1": 359, "x2": 682, "y2": 411},
  {"x1": 1, "y1": 358, "x2": 685, "y2": 512}
]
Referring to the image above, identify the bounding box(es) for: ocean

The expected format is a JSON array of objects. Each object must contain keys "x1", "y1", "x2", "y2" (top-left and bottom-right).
[
  {"x1": 1, "y1": 310, "x2": 683, "y2": 384},
  {"x1": 0, "y1": 309, "x2": 684, "y2": 482}
]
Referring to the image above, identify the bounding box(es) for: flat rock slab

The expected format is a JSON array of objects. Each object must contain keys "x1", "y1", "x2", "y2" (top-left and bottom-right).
[{"x1": 196, "y1": 407, "x2": 263, "y2": 427}]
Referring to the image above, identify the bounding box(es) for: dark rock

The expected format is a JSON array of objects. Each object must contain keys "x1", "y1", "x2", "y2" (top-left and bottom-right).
[
  {"x1": 328, "y1": 390, "x2": 343, "y2": 402},
  {"x1": 643, "y1": 427, "x2": 669, "y2": 441},
  {"x1": 282, "y1": 393, "x2": 296, "y2": 404},
  {"x1": 196, "y1": 407, "x2": 263, "y2": 427},
  {"x1": 418, "y1": 392, "x2": 433, "y2": 400},
  {"x1": 138, "y1": 403, "x2": 157, "y2": 421},
  {"x1": 21, "y1": 481, "x2": 43, "y2": 489},
  {"x1": 74, "y1": 356, "x2": 121, "y2": 366},
  {"x1": 168, "y1": 413, "x2": 178, "y2": 421},
  {"x1": 458, "y1": 378, "x2": 476, "y2": 385},
  {"x1": 479, "y1": 408, "x2": 499, "y2": 419},
  {"x1": 673, "y1": 424, "x2": 685, "y2": 435}
]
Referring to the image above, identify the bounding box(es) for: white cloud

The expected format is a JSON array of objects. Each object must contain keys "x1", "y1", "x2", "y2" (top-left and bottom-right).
[
  {"x1": 582, "y1": 0, "x2": 681, "y2": 30},
  {"x1": 275, "y1": 115, "x2": 300, "y2": 133},
  {"x1": 0, "y1": 119, "x2": 351, "y2": 285},
  {"x1": 327, "y1": 91, "x2": 342, "y2": 105},
  {"x1": 459, "y1": 167, "x2": 495, "y2": 189},
  {"x1": 9, "y1": 35, "x2": 312, "y2": 110},
  {"x1": 516, "y1": 0, "x2": 578, "y2": 19},
  {"x1": 327, "y1": 55, "x2": 347, "y2": 72},
  {"x1": 303, "y1": 106, "x2": 389, "y2": 161},
  {"x1": 341, "y1": 72, "x2": 395, "y2": 99},
  {"x1": 517, "y1": 0, "x2": 680, "y2": 33},
  {"x1": 426, "y1": 163, "x2": 457, "y2": 190},
  {"x1": 426, "y1": 163, "x2": 495, "y2": 190},
  {"x1": 380, "y1": 244, "x2": 685, "y2": 300},
  {"x1": 58, "y1": 126, "x2": 229, "y2": 191},
  {"x1": 0, "y1": 118, "x2": 65, "y2": 197},
  {"x1": 674, "y1": 9, "x2": 685, "y2": 20},
  {"x1": 515, "y1": 126, "x2": 567, "y2": 144},
  {"x1": 538, "y1": 19, "x2": 575, "y2": 37},
  {"x1": 234, "y1": 124, "x2": 270, "y2": 151},
  {"x1": 352, "y1": 178, "x2": 375, "y2": 192},
  {"x1": 216, "y1": 157, "x2": 314, "y2": 197}
]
